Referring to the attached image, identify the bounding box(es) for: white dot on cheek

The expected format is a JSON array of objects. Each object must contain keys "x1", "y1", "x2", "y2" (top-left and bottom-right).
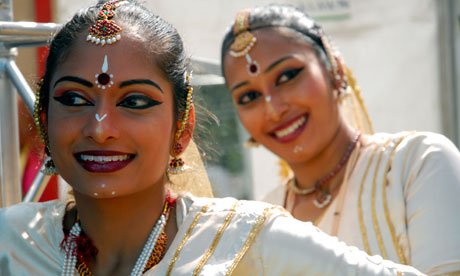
[
  {"x1": 94, "y1": 192, "x2": 98, "y2": 197},
  {"x1": 111, "y1": 191, "x2": 115, "y2": 195},
  {"x1": 101, "y1": 183, "x2": 106, "y2": 188},
  {"x1": 293, "y1": 146, "x2": 303, "y2": 153}
]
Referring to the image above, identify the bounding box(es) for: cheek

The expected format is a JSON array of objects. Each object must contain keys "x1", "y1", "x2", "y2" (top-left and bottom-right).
[
  {"x1": 47, "y1": 110, "x2": 81, "y2": 152},
  {"x1": 236, "y1": 107, "x2": 261, "y2": 135}
]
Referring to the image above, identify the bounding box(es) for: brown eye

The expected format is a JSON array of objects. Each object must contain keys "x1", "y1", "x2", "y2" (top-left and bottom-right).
[
  {"x1": 117, "y1": 94, "x2": 162, "y2": 110},
  {"x1": 237, "y1": 91, "x2": 261, "y2": 105},
  {"x1": 53, "y1": 92, "x2": 93, "y2": 106},
  {"x1": 276, "y1": 67, "x2": 304, "y2": 85}
]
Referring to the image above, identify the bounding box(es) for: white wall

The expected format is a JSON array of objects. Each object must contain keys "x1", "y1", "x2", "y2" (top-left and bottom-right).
[{"x1": 57, "y1": 0, "x2": 442, "y2": 200}]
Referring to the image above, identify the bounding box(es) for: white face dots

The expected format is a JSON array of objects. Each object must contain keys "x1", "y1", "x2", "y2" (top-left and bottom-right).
[
  {"x1": 91, "y1": 184, "x2": 116, "y2": 197},
  {"x1": 294, "y1": 145, "x2": 303, "y2": 153},
  {"x1": 95, "y1": 55, "x2": 114, "y2": 89}
]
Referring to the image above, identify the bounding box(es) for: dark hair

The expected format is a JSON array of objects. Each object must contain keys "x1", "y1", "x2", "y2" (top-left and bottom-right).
[
  {"x1": 221, "y1": 4, "x2": 332, "y2": 74},
  {"x1": 39, "y1": 0, "x2": 188, "y2": 125}
]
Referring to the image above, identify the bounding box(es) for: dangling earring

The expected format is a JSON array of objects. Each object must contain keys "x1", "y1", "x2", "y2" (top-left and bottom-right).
[
  {"x1": 33, "y1": 78, "x2": 58, "y2": 175},
  {"x1": 42, "y1": 157, "x2": 58, "y2": 175},
  {"x1": 244, "y1": 136, "x2": 259, "y2": 148},
  {"x1": 167, "y1": 73, "x2": 194, "y2": 174},
  {"x1": 168, "y1": 142, "x2": 188, "y2": 174}
]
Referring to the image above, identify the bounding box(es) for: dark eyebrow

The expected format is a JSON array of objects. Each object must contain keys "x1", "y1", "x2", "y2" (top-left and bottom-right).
[
  {"x1": 264, "y1": 56, "x2": 294, "y2": 74},
  {"x1": 119, "y1": 79, "x2": 163, "y2": 93},
  {"x1": 230, "y1": 56, "x2": 295, "y2": 92},
  {"x1": 53, "y1": 76, "x2": 93, "y2": 88},
  {"x1": 230, "y1": 80, "x2": 250, "y2": 92}
]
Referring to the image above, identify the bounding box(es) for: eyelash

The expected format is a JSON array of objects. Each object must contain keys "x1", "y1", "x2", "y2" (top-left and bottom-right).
[
  {"x1": 53, "y1": 92, "x2": 162, "y2": 110},
  {"x1": 276, "y1": 67, "x2": 304, "y2": 85},
  {"x1": 237, "y1": 91, "x2": 260, "y2": 106},
  {"x1": 236, "y1": 67, "x2": 305, "y2": 106},
  {"x1": 116, "y1": 94, "x2": 162, "y2": 109},
  {"x1": 53, "y1": 92, "x2": 93, "y2": 106}
]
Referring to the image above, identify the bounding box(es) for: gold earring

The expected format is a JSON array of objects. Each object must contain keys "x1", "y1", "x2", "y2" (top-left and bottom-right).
[
  {"x1": 244, "y1": 137, "x2": 260, "y2": 148},
  {"x1": 167, "y1": 73, "x2": 194, "y2": 174},
  {"x1": 168, "y1": 142, "x2": 188, "y2": 174},
  {"x1": 34, "y1": 78, "x2": 58, "y2": 175}
]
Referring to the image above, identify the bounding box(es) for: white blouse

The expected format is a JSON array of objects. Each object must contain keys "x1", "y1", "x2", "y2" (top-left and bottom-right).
[
  {"x1": 0, "y1": 194, "x2": 424, "y2": 275},
  {"x1": 264, "y1": 132, "x2": 460, "y2": 275}
]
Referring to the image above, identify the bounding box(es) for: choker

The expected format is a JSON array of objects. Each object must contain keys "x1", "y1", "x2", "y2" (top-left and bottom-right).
[{"x1": 288, "y1": 131, "x2": 361, "y2": 208}]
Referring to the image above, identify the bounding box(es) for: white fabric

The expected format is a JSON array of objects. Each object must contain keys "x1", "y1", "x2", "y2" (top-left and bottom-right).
[
  {"x1": 265, "y1": 131, "x2": 460, "y2": 275},
  {"x1": 0, "y1": 194, "x2": 424, "y2": 275}
]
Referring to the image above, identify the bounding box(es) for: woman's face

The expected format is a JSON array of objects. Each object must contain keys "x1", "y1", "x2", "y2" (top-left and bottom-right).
[
  {"x1": 47, "y1": 33, "x2": 175, "y2": 198},
  {"x1": 223, "y1": 28, "x2": 341, "y2": 165}
]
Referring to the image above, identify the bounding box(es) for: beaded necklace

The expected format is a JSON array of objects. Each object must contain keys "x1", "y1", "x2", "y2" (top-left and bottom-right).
[
  {"x1": 288, "y1": 131, "x2": 361, "y2": 208},
  {"x1": 61, "y1": 195, "x2": 174, "y2": 276}
]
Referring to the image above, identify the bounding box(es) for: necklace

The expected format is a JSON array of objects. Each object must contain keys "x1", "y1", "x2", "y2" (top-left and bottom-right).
[
  {"x1": 61, "y1": 195, "x2": 173, "y2": 276},
  {"x1": 288, "y1": 131, "x2": 361, "y2": 208}
]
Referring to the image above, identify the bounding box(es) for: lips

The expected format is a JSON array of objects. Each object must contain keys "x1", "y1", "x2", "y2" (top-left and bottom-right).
[
  {"x1": 269, "y1": 114, "x2": 308, "y2": 143},
  {"x1": 74, "y1": 150, "x2": 135, "y2": 173}
]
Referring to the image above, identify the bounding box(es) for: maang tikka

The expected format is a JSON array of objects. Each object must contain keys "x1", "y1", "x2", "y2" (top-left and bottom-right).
[
  {"x1": 86, "y1": 0, "x2": 128, "y2": 46},
  {"x1": 229, "y1": 9, "x2": 259, "y2": 76},
  {"x1": 168, "y1": 73, "x2": 194, "y2": 174}
]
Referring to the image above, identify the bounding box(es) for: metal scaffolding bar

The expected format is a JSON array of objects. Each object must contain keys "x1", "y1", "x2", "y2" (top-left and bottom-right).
[
  {"x1": 0, "y1": 0, "x2": 21, "y2": 208},
  {"x1": 23, "y1": 161, "x2": 50, "y2": 203},
  {"x1": 0, "y1": 21, "x2": 59, "y2": 36},
  {"x1": 6, "y1": 59, "x2": 35, "y2": 113}
]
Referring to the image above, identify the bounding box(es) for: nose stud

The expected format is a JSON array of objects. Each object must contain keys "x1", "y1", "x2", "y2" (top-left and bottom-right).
[{"x1": 265, "y1": 95, "x2": 276, "y2": 117}]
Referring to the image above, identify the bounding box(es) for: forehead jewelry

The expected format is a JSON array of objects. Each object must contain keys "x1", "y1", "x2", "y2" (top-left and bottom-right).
[
  {"x1": 229, "y1": 9, "x2": 259, "y2": 76},
  {"x1": 86, "y1": 0, "x2": 128, "y2": 46},
  {"x1": 95, "y1": 55, "x2": 114, "y2": 89}
]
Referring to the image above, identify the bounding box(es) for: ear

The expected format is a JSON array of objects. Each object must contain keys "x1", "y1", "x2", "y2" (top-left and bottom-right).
[
  {"x1": 333, "y1": 55, "x2": 346, "y2": 91},
  {"x1": 171, "y1": 104, "x2": 195, "y2": 156}
]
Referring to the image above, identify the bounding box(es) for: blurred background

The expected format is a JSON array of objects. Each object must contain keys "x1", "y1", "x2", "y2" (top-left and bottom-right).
[{"x1": 5, "y1": 0, "x2": 460, "y2": 203}]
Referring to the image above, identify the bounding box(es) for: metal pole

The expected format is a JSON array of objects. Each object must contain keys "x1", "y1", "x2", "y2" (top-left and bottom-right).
[
  {"x1": 0, "y1": 21, "x2": 59, "y2": 36},
  {"x1": 6, "y1": 59, "x2": 35, "y2": 114},
  {"x1": 0, "y1": 0, "x2": 21, "y2": 207},
  {"x1": 23, "y1": 162, "x2": 50, "y2": 203}
]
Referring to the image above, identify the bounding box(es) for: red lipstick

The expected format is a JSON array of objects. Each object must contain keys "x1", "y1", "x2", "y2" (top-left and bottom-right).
[{"x1": 74, "y1": 150, "x2": 135, "y2": 173}]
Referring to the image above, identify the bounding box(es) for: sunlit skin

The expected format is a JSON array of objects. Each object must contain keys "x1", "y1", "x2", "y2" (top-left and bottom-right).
[
  {"x1": 223, "y1": 28, "x2": 358, "y2": 222},
  {"x1": 45, "y1": 29, "x2": 193, "y2": 275}
]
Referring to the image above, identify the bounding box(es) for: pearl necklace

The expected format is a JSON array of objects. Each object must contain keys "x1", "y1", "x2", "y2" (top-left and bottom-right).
[{"x1": 61, "y1": 201, "x2": 170, "y2": 276}]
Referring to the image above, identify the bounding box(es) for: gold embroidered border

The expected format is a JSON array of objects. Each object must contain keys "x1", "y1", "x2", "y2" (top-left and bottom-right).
[
  {"x1": 193, "y1": 201, "x2": 239, "y2": 275},
  {"x1": 225, "y1": 206, "x2": 274, "y2": 276},
  {"x1": 166, "y1": 205, "x2": 210, "y2": 276},
  {"x1": 381, "y1": 135, "x2": 410, "y2": 265},
  {"x1": 358, "y1": 145, "x2": 380, "y2": 255},
  {"x1": 371, "y1": 139, "x2": 393, "y2": 259}
]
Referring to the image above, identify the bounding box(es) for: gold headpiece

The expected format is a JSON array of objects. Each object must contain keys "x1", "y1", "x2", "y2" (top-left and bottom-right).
[
  {"x1": 230, "y1": 9, "x2": 259, "y2": 76},
  {"x1": 86, "y1": 0, "x2": 128, "y2": 46}
]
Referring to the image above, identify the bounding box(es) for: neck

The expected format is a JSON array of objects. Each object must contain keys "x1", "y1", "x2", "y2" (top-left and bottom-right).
[
  {"x1": 289, "y1": 121, "x2": 357, "y2": 191},
  {"x1": 70, "y1": 178, "x2": 167, "y2": 275}
]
